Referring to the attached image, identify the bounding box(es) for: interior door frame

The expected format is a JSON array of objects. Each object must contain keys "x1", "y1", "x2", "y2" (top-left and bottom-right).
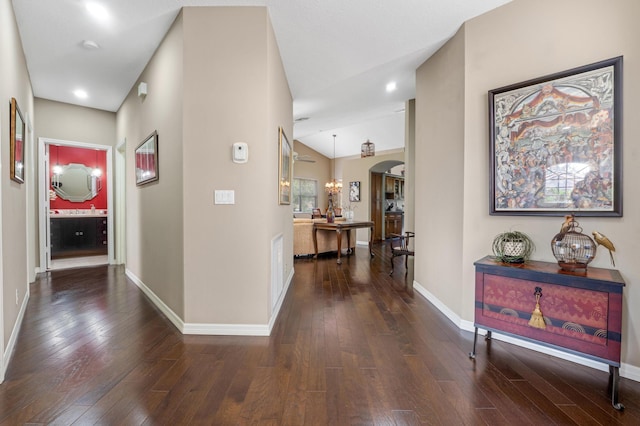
[
  {"x1": 38, "y1": 137, "x2": 115, "y2": 270},
  {"x1": 115, "y1": 138, "x2": 126, "y2": 265}
]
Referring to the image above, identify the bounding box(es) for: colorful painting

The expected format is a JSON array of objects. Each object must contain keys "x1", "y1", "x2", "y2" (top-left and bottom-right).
[{"x1": 489, "y1": 57, "x2": 622, "y2": 216}]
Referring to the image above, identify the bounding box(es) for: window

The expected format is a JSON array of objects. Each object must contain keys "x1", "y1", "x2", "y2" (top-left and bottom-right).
[
  {"x1": 544, "y1": 162, "x2": 591, "y2": 207},
  {"x1": 292, "y1": 178, "x2": 318, "y2": 212}
]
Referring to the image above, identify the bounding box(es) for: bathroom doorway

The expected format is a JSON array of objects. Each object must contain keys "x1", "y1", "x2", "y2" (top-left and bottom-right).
[{"x1": 38, "y1": 137, "x2": 114, "y2": 271}]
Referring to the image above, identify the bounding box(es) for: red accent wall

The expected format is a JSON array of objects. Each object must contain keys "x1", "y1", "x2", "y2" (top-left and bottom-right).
[{"x1": 50, "y1": 145, "x2": 108, "y2": 210}]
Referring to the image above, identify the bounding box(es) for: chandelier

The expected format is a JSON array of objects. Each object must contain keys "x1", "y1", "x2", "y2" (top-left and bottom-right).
[{"x1": 325, "y1": 134, "x2": 342, "y2": 195}]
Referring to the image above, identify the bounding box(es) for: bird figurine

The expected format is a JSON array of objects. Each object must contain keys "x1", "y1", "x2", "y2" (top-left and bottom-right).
[
  {"x1": 560, "y1": 215, "x2": 574, "y2": 233},
  {"x1": 593, "y1": 231, "x2": 616, "y2": 266},
  {"x1": 555, "y1": 214, "x2": 574, "y2": 242}
]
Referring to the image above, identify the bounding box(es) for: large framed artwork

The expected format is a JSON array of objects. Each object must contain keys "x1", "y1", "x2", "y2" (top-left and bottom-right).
[
  {"x1": 10, "y1": 97, "x2": 25, "y2": 184},
  {"x1": 278, "y1": 127, "x2": 292, "y2": 205},
  {"x1": 135, "y1": 130, "x2": 159, "y2": 186},
  {"x1": 489, "y1": 56, "x2": 622, "y2": 216}
]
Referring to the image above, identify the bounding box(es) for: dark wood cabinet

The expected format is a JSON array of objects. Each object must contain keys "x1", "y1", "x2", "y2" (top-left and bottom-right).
[
  {"x1": 51, "y1": 217, "x2": 108, "y2": 258},
  {"x1": 384, "y1": 212, "x2": 403, "y2": 238},
  {"x1": 470, "y1": 256, "x2": 625, "y2": 410}
]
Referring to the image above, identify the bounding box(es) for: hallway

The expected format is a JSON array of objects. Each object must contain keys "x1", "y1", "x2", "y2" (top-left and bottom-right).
[{"x1": 1, "y1": 244, "x2": 639, "y2": 424}]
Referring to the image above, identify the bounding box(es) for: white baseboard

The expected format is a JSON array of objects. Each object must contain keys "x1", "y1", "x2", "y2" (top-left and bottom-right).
[
  {"x1": 413, "y1": 279, "x2": 639, "y2": 383},
  {"x1": 125, "y1": 268, "x2": 185, "y2": 332},
  {"x1": 1, "y1": 287, "x2": 30, "y2": 383},
  {"x1": 125, "y1": 266, "x2": 294, "y2": 337}
]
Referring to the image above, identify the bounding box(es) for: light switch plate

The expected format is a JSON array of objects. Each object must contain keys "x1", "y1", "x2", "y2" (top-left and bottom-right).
[{"x1": 214, "y1": 190, "x2": 235, "y2": 205}]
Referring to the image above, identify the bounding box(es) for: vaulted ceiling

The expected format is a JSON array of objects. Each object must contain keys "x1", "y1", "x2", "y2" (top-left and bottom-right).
[{"x1": 12, "y1": 0, "x2": 511, "y2": 157}]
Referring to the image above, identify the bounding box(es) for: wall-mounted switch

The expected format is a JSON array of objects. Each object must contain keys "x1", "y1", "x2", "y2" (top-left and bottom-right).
[{"x1": 215, "y1": 190, "x2": 235, "y2": 205}]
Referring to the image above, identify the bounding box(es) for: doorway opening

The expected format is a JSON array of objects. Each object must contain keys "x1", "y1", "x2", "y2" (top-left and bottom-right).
[
  {"x1": 370, "y1": 160, "x2": 405, "y2": 242},
  {"x1": 38, "y1": 138, "x2": 115, "y2": 271}
]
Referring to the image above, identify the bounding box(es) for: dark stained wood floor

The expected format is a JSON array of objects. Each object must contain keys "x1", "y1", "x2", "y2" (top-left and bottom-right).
[{"x1": 1, "y1": 243, "x2": 640, "y2": 425}]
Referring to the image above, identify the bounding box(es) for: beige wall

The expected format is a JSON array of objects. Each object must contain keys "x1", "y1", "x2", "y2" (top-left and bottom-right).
[
  {"x1": 415, "y1": 25, "x2": 466, "y2": 316},
  {"x1": 0, "y1": 0, "x2": 34, "y2": 367},
  {"x1": 404, "y1": 99, "x2": 416, "y2": 236},
  {"x1": 416, "y1": 0, "x2": 640, "y2": 373},
  {"x1": 117, "y1": 12, "x2": 185, "y2": 318},
  {"x1": 181, "y1": 7, "x2": 292, "y2": 325},
  {"x1": 293, "y1": 140, "x2": 331, "y2": 210},
  {"x1": 266, "y1": 13, "x2": 295, "y2": 318},
  {"x1": 117, "y1": 7, "x2": 292, "y2": 326},
  {"x1": 34, "y1": 99, "x2": 116, "y2": 146}
]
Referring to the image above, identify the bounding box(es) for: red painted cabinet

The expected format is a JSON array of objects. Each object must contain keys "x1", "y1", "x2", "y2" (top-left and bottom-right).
[{"x1": 470, "y1": 256, "x2": 625, "y2": 410}]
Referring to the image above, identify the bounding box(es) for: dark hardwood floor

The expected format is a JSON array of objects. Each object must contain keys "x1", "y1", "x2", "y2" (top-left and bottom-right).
[{"x1": 1, "y1": 243, "x2": 639, "y2": 425}]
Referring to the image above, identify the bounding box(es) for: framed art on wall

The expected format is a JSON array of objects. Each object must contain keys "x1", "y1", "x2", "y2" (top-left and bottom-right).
[
  {"x1": 489, "y1": 56, "x2": 622, "y2": 216},
  {"x1": 135, "y1": 130, "x2": 159, "y2": 186},
  {"x1": 10, "y1": 97, "x2": 25, "y2": 184},
  {"x1": 349, "y1": 181, "x2": 360, "y2": 202},
  {"x1": 278, "y1": 127, "x2": 292, "y2": 205}
]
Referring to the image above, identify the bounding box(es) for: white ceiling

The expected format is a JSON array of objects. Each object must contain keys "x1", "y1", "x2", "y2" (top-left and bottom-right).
[{"x1": 12, "y1": 0, "x2": 511, "y2": 158}]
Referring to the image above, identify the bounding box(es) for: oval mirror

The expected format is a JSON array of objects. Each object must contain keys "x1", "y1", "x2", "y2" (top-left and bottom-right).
[{"x1": 51, "y1": 163, "x2": 100, "y2": 202}]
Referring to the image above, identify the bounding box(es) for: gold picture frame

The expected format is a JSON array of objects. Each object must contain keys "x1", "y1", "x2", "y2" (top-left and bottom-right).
[
  {"x1": 278, "y1": 127, "x2": 292, "y2": 205},
  {"x1": 10, "y1": 97, "x2": 25, "y2": 184}
]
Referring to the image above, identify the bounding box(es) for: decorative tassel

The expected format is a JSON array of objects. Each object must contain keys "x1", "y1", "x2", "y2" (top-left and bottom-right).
[{"x1": 528, "y1": 287, "x2": 546, "y2": 329}]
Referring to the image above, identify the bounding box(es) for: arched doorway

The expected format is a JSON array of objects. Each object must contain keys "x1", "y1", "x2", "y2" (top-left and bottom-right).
[{"x1": 369, "y1": 160, "x2": 404, "y2": 242}]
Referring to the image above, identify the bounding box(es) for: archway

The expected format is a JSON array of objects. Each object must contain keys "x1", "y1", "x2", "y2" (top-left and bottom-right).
[{"x1": 369, "y1": 160, "x2": 404, "y2": 241}]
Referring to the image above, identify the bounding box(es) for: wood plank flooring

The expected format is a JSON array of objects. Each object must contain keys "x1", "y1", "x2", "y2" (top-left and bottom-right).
[{"x1": 1, "y1": 243, "x2": 639, "y2": 424}]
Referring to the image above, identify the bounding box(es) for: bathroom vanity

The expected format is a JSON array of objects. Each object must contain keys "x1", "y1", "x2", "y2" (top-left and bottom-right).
[{"x1": 50, "y1": 214, "x2": 108, "y2": 258}]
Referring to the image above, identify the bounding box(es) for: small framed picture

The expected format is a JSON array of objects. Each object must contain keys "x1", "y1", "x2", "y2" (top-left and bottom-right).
[
  {"x1": 349, "y1": 181, "x2": 360, "y2": 202},
  {"x1": 10, "y1": 98, "x2": 25, "y2": 184},
  {"x1": 135, "y1": 131, "x2": 159, "y2": 186},
  {"x1": 278, "y1": 127, "x2": 292, "y2": 205}
]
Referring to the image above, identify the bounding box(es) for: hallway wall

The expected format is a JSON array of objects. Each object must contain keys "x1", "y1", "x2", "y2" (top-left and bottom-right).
[
  {"x1": 0, "y1": 0, "x2": 34, "y2": 380},
  {"x1": 415, "y1": 0, "x2": 640, "y2": 377}
]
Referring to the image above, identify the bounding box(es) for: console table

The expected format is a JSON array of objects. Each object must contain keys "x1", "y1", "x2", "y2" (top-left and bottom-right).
[
  {"x1": 469, "y1": 256, "x2": 625, "y2": 410},
  {"x1": 313, "y1": 220, "x2": 374, "y2": 264}
]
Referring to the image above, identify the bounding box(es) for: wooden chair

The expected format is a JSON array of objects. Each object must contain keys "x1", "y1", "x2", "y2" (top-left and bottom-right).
[
  {"x1": 312, "y1": 208, "x2": 322, "y2": 218},
  {"x1": 389, "y1": 231, "x2": 415, "y2": 275}
]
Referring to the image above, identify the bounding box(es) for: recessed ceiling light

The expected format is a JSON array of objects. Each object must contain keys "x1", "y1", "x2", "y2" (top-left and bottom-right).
[
  {"x1": 82, "y1": 40, "x2": 100, "y2": 50},
  {"x1": 85, "y1": 2, "x2": 110, "y2": 22},
  {"x1": 295, "y1": 117, "x2": 310, "y2": 122},
  {"x1": 73, "y1": 89, "x2": 88, "y2": 99},
  {"x1": 386, "y1": 82, "x2": 397, "y2": 92}
]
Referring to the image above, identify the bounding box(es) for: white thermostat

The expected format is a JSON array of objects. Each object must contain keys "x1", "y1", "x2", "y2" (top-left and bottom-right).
[{"x1": 232, "y1": 142, "x2": 248, "y2": 163}]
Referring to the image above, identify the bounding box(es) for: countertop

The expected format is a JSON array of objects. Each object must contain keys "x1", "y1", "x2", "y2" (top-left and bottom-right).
[
  {"x1": 50, "y1": 209, "x2": 108, "y2": 218},
  {"x1": 51, "y1": 214, "x2": 108, "y2": 218}
]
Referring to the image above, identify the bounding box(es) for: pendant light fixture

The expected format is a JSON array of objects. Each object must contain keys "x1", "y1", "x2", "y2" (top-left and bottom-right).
[
  {"x1": 325, "y1": 134, "x2": 342, "y2": 195},
  {"x1": 361, "y1": 139, "x2": 375, "y2": 158}
]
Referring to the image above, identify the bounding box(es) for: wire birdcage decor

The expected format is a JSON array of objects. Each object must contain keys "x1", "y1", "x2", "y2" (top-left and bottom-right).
[{"x1": 551, "y1": 215, "x2": 596, "y2": 271}]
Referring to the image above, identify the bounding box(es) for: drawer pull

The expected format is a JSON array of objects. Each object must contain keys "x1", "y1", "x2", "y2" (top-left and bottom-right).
[{"x1": 528, "y1": 287, "x2": 546, "y2": 329}]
